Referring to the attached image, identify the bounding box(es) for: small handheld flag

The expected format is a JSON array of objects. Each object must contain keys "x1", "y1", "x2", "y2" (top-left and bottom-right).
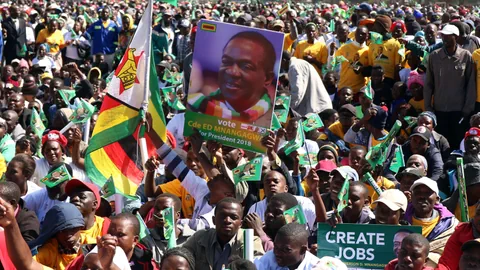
[
  {"x1": 336, "y1": 178, "x2": 350, "y2": 213},
  {"x1": 40, "y1": 164, "x2": 72, "y2": 188},
  {"x1": 233, "y1": 156, "x2": 263, "y2": 185},
  {"x1": 160, "y1": 207, "x2": 177, "y2": 248},
  {"x1": 284, "y1": 124, "x2": 305, "y2": 156},
  {"x1": 302, "y1": 113, "x2": 324, "y2": 132},
  {"x1": 283, "y1": 205, "x2": 307, "y2": 225},
  {"x1": 389, "y1": 146, "x2": 405, "y2": 174},
  {"x1": 456, "y1": 158, "x2": 469, "y2": 222}
]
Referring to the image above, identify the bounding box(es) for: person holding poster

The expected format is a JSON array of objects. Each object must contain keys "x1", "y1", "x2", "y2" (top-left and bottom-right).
[{"x1": 185, "y1": 20, "x2": 283, "y2": 153}]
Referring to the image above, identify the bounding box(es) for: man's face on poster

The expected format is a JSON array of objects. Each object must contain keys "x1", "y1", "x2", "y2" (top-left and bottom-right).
[
  {"x1": 218, "y1": 36, "x2": 274, "y2": 112},
  {"x1": 394, "y1": 231, "x2": 411, "y2": 257}
]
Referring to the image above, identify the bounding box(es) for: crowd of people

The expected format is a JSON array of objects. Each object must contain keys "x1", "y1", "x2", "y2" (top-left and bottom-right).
[{"x1": 2, "y1": 0, "x2": 480, "y2": 269}]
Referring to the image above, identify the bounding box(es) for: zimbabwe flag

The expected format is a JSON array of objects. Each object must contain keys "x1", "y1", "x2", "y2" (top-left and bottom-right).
[{"x1": 85, "y1": 2, "x2": 166, "y2": 196}]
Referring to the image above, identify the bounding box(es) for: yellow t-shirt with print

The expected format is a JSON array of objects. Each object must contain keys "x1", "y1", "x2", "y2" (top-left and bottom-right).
[
  {"x1": 335, "y1": 42, "x2": 369, "y2": 93},
  {"x1": 80, "y1": 216, "x2": 107, "y2": 244},
  {"x1": 409, "y1": 98, "x2": 425, "y2": 113},
  {"x1": 412, "y1": 215, "x2": 441, "y2": 238},
  {"x1": 472, "y1": 49, "x2": 480, "y2": 102},
  {"x1": 160, "y1": 179, "x2": 198, "y2": 219},
  {"x1": 367, "y1": 176, "x2": 396, "y2": 204},
  {"x1": 36, "y1": 29, "x2": 65, "y2": 53},
  {"x1": 294, "y1": 40, "x2": 328, "y2": 76},
  {"x1": 33, "y1": 237, "x2": 84, "y2": 270},
  {"x1": 454, "y1": 203, "x2": 477, "y2": 221},
  {"x1": 368, "y1": 38, "x2": 402, "y2": 80},
  {"x1": 284, "y1": 33, "x2": 295, "y2": 52}
]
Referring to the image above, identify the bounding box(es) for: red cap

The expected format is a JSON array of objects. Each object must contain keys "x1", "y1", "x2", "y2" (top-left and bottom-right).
[
  {"x1": 42, "y1": 130, "x2": 68, "y2": 148},
  {"x1": 465, "y1": 127, "x2": 480, "y2": 141},
  {"x1": 315, "y1": 160, "x2": 337, "y2": 173},
  {"x1": 65, "y1": 179, "x2": 101, "y2": 210}
]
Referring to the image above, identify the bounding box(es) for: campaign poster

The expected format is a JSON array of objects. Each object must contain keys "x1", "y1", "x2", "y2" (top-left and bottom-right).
[
  {"x1": 317, "y1": 224, "x2": 422, "y2": 269},
  {"x1": 184, "y1": 20, "x2": 284, "y2": 153}
]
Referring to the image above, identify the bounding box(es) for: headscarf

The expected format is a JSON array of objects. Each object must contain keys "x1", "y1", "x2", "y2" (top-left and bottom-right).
[
  {"x1": 390, "y1": 20, "x2": 407, "y2": 34},
  {"x1": 87, "y1": 67, "x2": 102, "y2": 81},
  {"x1": 122, "y1": 14, "x2": 134, "y2": 30},
  {"x1": 319, "y1": 144, "x2": 339, "y2": 164},
  {"x1": 419, "y1": 111, "x2": 437, "y2": 127},
  {"x1": 28, "y1": 204, "x2": 85, "y2": 249},
  {"x1": 407, "y1": 70, "x2": 424, "y2": 90}
]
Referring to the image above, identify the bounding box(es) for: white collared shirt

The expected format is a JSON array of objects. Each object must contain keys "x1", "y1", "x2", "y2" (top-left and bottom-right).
[{"x1": 254, "y1": 250, "x2": 321, "y2": 270}]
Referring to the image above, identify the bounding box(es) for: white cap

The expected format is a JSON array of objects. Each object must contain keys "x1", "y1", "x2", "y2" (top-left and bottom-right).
[
  {"x1": 410, "y1": 177, "x2": 439, "y2": 196},
  {"x1": 373, "y1": 189, "x2": 408, "y2": 212},
  {"x1": 332, "y1": 166, "x2": 359, "y2": 182},
  {"x1": 439, "y1": 24, "x2": 459, "y2": 36}
]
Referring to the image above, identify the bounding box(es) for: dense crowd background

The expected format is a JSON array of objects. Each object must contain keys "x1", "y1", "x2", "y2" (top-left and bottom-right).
[{"x1": 2, "y1": 0, "x2": 480, "y2": 270}]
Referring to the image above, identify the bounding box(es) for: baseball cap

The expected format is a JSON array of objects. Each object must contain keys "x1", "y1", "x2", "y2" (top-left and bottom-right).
[
  {"x1": 338, "y1": 104, "x2": 356, "y2": 117},
  {"x1": 332, "y1": 166, "x2": 359, "y2": 182},
  {"x1": 40, "y1": 72, "x2": 53, "y2": 81},
  {"x1": 65, "y1": 179, "x2": 101, "y2": 210},
  {"x1": 356, "y1": 2, "x2": 372, "y2": 13},
  {"x1": 439, "y1": 24, "x2": 460, "y2": 36},
  {"x1": 410, "y1": 126, "x2": 432, "y2": 142},
  {"x1": 410, "y1": 177, "x2": 439, "y2": 196},
  {"x1": 462, "y1": 238, "x2": 480, "y2": 252},
  {"x1": 273, "y1": 19, "x2": 285, "y2": 28},
  {"x1": 372, "y1": 189, "x2": 408, "y2": 212},
  {"x1": 397, "y1": 167, "x2": 425, "y2": 180},
  {"x1": 465, "y1": 127, "x2": 480, "y2": 141},
  {"x1": 315, "y1": 160, "x2": 337, "y2": 173}
]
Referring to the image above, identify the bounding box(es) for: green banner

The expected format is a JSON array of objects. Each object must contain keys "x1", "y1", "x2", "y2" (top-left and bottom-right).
[
  {"x1": 233, "y1": 156, "x2": 263, "y2": 184},
  {"x1": 317, "y1": 224, "x2": 422, "y2": 269},
  {"x1": 184, "y1": 111, "x2": 268, "y2": 153}
]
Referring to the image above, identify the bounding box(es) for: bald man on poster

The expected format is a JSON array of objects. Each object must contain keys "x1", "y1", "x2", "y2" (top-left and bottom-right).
[{"x1": 188, "y1": 31, "x2": 276, "y2": 127}]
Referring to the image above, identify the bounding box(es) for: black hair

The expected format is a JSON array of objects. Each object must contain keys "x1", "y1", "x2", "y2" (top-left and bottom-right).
[
  {"x1": 214, "y1": 197, "x2": 242, "y2": 215},
  {"x1": 0, "y1": 182, "x2": 21, "y2": 205},
  {"x1": 319, "y1": 109, "x2": 338, "y2": 123},
  {"x1": 226, "y1": 255, "x2": 257, "y2": 270},
  {"x1": 160, "y1": 247, "x2": 195, "y2": 270},
  {"x1": 350, "y1": 145, "x2": 366, "y2": 153},
  {"x1": 282, "y1": 50, "x2": 292, "y2": 62},
  {"x1": 269, "y1": 192, "x2": 298, "y2": 210},
  {"x1": 9, "y1": 153, "x2": 36, "y2": 179},
  {"x1": 111, "y1": 212, "x2": 140, "y2": 236},
  {"x1": 402, "y1": 233, "x2": 430, "y2": 251},
  {"x1": 225, "y1": 31, "x2": 276, "y2": 74},
  {"x1": 350, "y1": 181, "x2": 369, "y2": 198},
  {"x1": 156, "y1": 193, "x2": 182, "y2": 213},
  {"x1": 276, "y1": 223, "x2": 309, "y2": 244},
  {"x1": 16, "y1": 137, "x2": 38, "y2": 155},
  {"x1": 393, "y1": 81, "x2": 407, "y2": 96}
]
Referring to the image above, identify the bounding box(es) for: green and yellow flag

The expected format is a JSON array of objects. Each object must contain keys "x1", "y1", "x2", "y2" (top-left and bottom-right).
[
  {"x1": 233, "y1": 156, "x2": 263, "y2": 185},
  {"x1": 31, "y1": 108, "x2": 46, "y2": 138},
  {"x1": 70, "y1": 99, "x2": 96, "y2": 124},
  {"x1": 302, "y1": 113, "x2": 323, "y2": 132},
  {"x1": 283, "y1": 123, "x2": 305, "y2": 155},
  {"x1": 336, "y1": 178, "x2": 350, "y2": 213},
  {"x1": 283, "y1": 205, "x2": 307, "y2": 225},
  {"x1": 40, "y1": 164, "x2": 72, "y2": 188},
  {"x1": 161, "y1": 207, "x2": 176, "y2": 248}
]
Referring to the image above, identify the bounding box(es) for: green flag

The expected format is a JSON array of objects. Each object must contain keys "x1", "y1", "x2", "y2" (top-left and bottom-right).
[
  {"x1": 404, "y1": 116, "x2": 417, "y2": 129},
  {"x1": 364, "y1": 80, "x2": 374, "y2": 101},
  {"x1": 40, "y1": 164, "x2": 72, "y2": 188},
  {"x1": 389, "y1": 146, "x2": 405, "y2": 173},
  {"x1": 336, "y1": 178, "x2": 350, "y2": 213},
  {"x1": 59, "y1": 89, "x2": 76, "y2": 105},
  {"x1": 135, "y1": 213, "x2": 150, "y2": 240},
  {"x1": 370, "y1": 32, "x2": 383, "y2": 45},
  {"x1": 101, "y1": 176, "x2": 116, "y2": 198},
  {"x1": 456, "y1": 158, "x2": 469, "y2": 222},
  {"x1": 299, "y1": 152, "x2": 318, "y2": 166},
  {"x1": 302, "y1": 113, "x2": 323, "y2": 132},
  {"x1": 160, "y1": 207, "x2": 177, "y2": 248},
  {"x1": 232, "y1": 156, "x2": 263, "y2": 185},
  {"x1": 365, "y1": 120, "x2": 402, "y2": 169},
  {"x1": 362, "y1": 172, "x2": 383, "y2": 197},
  {"x1": 329, "y1": 19, "x2": 335, "y2": 32},
  {"x1": 162, "y1": 86, "x2": 176, "y2": 102},
  {"x1": 168, "y1": 98, "x2": 186, "y2": 111},
  {"x1": 421, "y1": 50, "x2": 430, "y2": 67},
  {"x1": 398, "y1": 44, "x2": 405, "y2": 58},
  {"x1": 283, "y1": 205, "x2": 307, "y2": 225},
  {"x1": 163, "y1": 0, "x2": 178, "y2": 7},
  {"x1": 274, "y1": 96, "x2": 291, "y2": 123},
  {"x1": 355, "y1": 105, "x2": 364, "y2": 119},
  {"x1": 271, "y1": 113, "x2": 282, "y2": 131},
  {"x1": 69, "y1": 99, "x2": 96, "y2": 124},
  {"x1": 30, "y1": 108, "x2": 46, "y2": 138},
  {"x1": 283, "y1": 123, "x2": 305, "y2": 156}
]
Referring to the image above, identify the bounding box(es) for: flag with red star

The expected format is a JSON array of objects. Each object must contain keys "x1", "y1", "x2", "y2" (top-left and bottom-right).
[{"x1": 85, "y1": 1, "x2": 166, "y2": 197}]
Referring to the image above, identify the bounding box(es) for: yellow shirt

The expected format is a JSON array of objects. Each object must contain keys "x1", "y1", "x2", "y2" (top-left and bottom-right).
[
  {"x1": 409, "y1": 98, "x2": 425, "y2": 113},
  {"x1": 412, "y1": 215, "x2": 441, "y2": 238},
  {"x1": 294, "y1": 40, "x2": 328, "y2": 76},
  {"x1": 336, "y1": 42, "x2": 369, "y2": 93},
  {"x1": 367, "y1": 177, "x2": 396, "y2": 204},
  {"x1": 368, "y1": 38, "x2": 402, "y2": 80},
  {"x1": 33, "y1": 237, "x2": 83, "y2": 270},
  {"x1": 284, "y1": 33, "x2": 295, "y2": 52},
  {"x1": 160, "y1": 179, "x2": 197, "y2": 219},
  {"x1": 80, "y1": 216, "x2": 107, "y2": 244},
  {"x1": 36, "y1": 29, "x2": 65, "y2": 53},
  {"x1": 454, "y1": 203, "x2": 477, "y2": 221},
  {"x1": 472, "y1": 49, "x2": 480, "y2": 102}
]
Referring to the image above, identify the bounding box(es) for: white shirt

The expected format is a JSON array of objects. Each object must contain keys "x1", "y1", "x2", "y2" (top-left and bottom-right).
[
  {"x1": 63, "y1": 30, "x2": 83, "y2": 60},
  {"x1": 23, "y1": 188, "x2": 69, "y2": 223},
  {"x1": 247, "y1": 195, "x2": 317, "y2": 232},
  {"x1": 31, "y1": 157, "x2": 90, "y2": 188},
  {"x1": 21, "y1": 180, "x2": 42, "y2": 198},
  {"x1": 166, "y1": 113, "x2": 185, "y2": 148},
  {"x1": 254, "y1": 250, "x2": 321, "y2": 270},
  {"x1": 89, "y1": 246, "x2": 131, "y2": 270},
  {"x1": 26, "y1": 26, "x2": 35, "y2": 43},
  {"x1": 32, "y1": 56, "x2": 56, "y2": 75}
]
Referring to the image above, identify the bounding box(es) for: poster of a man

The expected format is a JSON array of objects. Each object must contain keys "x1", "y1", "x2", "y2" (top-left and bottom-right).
[{"x1": 184, "y1": 20, "x2": 284, "y2": 153}]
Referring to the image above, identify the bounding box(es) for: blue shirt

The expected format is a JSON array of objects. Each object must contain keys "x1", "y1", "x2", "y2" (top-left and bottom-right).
[{"x1": 85, "y1": 19, "x2": 120, "y2": 55}]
